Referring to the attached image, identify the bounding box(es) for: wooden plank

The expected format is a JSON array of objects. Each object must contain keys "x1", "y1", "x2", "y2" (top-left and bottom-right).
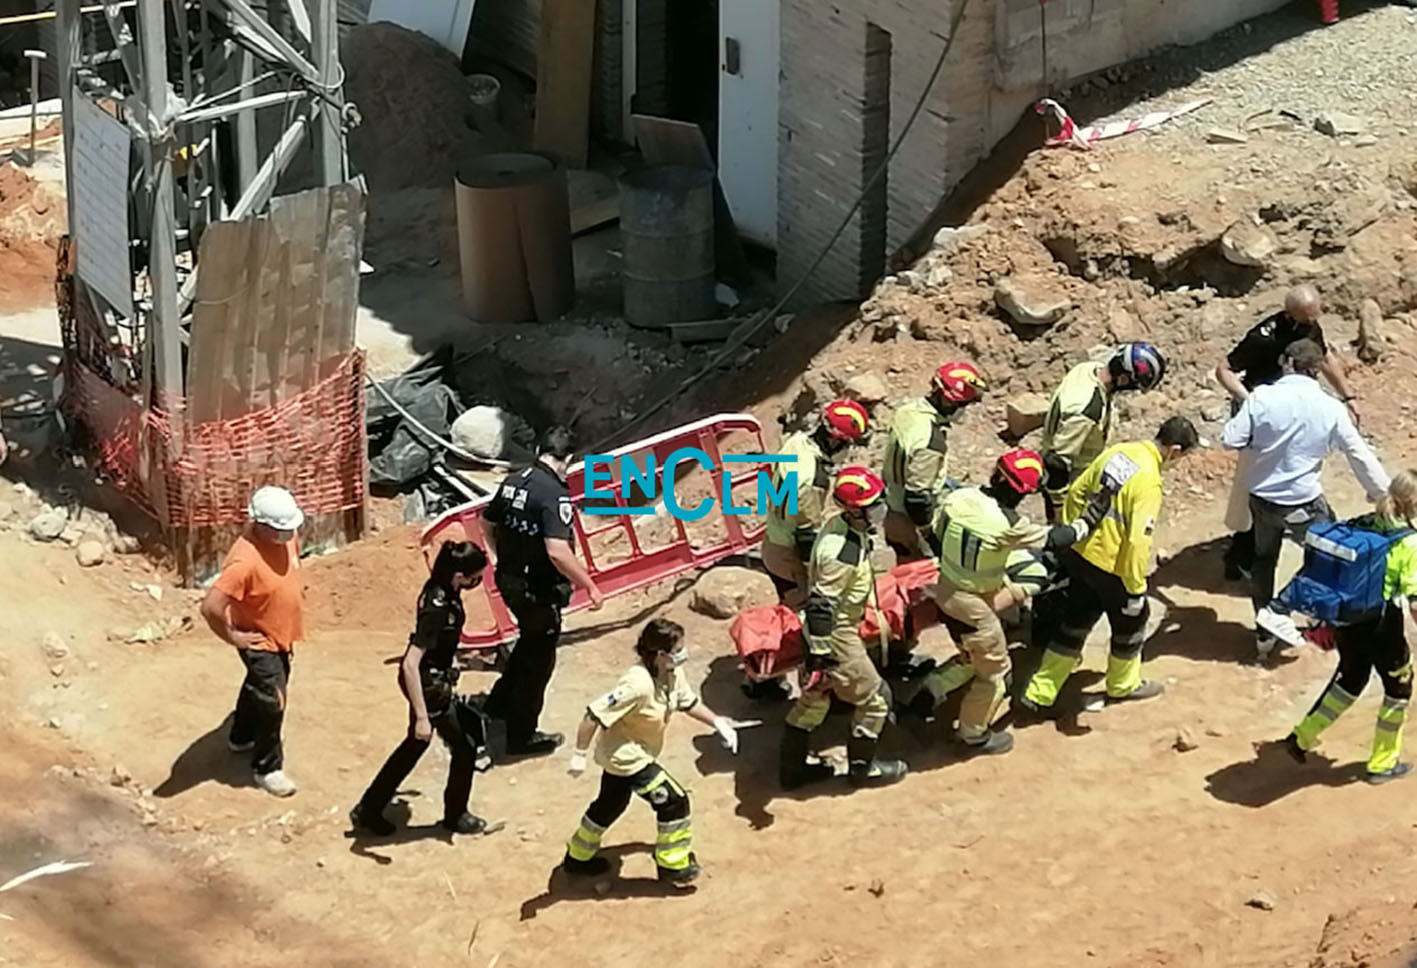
[
  {"x1": 630, "y1": 113, "x2": 753, "y2": 285},
  {"x1": 571, "y1": 194, "x2": 619, "y2": 237},
  {"x1": 532, "y1": 0, "x2": 595, "y2": 169}
]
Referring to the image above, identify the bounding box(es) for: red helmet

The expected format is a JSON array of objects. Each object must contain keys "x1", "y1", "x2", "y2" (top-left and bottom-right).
[
  {"x1": 932, "y1": 361, "x2": 987, "y2": 404},
  {"x1": 995, "y1": 448, "x2": 1046, "y2": 495},
  {"x1": 832, "y1": 466, "x2": 886, "y2": 509},
  {"x1": 821, "y1": 399, "x2": 870, "y2": 441}
]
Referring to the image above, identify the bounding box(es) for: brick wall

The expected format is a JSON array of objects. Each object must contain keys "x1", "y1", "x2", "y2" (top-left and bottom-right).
[{"x1": 778, "y1": 0, "x2": 1290, "y2": 306}]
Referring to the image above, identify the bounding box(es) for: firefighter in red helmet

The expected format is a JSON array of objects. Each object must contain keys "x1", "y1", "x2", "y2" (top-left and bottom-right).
[
  {"x1": 882, "y1": 362, "x2": 987, "y2": 560},
  {"x1": 780, "y1": 467, "x2": 908, "y2": 791}
]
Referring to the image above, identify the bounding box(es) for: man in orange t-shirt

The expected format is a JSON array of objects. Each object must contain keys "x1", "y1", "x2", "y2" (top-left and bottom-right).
[{"x1": 200, "y1": 486, "x2": 306, "y2": 798}]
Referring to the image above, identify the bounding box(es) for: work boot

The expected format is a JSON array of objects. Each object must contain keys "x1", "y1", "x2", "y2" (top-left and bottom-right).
[
  {"x1": 254, "y1": 770, "x2": 297, "y2": 798},
  {"x1": 846, "y1": 737, "x2": 908, "y2": 789},
  {"x1": 506, "y1": 731, "x2": 564, "y2": 757},
  {"x1": 1014, "y1": 694, "x2": 1059, "y2": 720},
  {"x1": 741, "y1": 678, "x2": 792, "y2": 703},
  {"x1": 561, "y1": 854, "x2": 611, "y2": 878},
  {"x1": 227, "y1": 737, "x2": 255, "y2": 754},
  {"x1": 657, "y1": 853, "x2": 701, "y2": 889},
  {"x1": 779, "y1": 726, "x2": 834, "y2": 790},
  {"x1": 1106, "y1": 680, "x2": 1165, "y2": 705},
  {"x1": 349, "y1": 804, "x2": 397, "y2": 836},
  {"x1": 441, "y1": 812, "x2": 488, "y2": 835},
  {"x1": 1255, "y1": 634, "x2": 1279, "y2": 663},
  {"x1": 1283, "y1": 733, "x2": 1307, "y2": 765},
  {"x1": 1366, "y1": 762, "x2": 1413, "y2": 785},
  {"x1": 960, "y1": 730, "x2": 1014, "y2": 757}
]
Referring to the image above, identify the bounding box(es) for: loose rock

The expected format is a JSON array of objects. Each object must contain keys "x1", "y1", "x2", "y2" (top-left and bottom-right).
[
  {"x1": 40, "y1": 631, "x2": 69, "y2": 661},
  {"x1": 995, "y1": 276, "x2": 1070, "y2": 328},
  {"x1": 843, "y1": 371, "x2": 890, "y2": 406},
  {"x1": 0, "y1": 501, "x2": 14, "y2": 522},
  {"x1": 1173, "y1": 727, "x2": 1199, "y2": 753},
  {"x1": 110, "y1": 764, "x2": 133, "y2": 788},
  {"x1": 1246, "y1": 890, "x2": 1278, "y2": 912},
  {"x1": 931, "y1": 224, "x2": 989, "y2": 253},
  {"x1": 28, "y1": 510, "x2": 67, "y2": 542},
  {"x1": 111, "y1": 533, "x2": 142, "y2": 555},
  {"x1": 1005, "y1": 394, "x2": 1051, "y2": 438},
  {"x1": 1219, "y1": 221, "x2": 1278, "y2": 268},
  {"x1": 1357, "y1": 298, "x2": 1385, "y2": 364},
  {"x1": 76, "y1": 541, "x2": 107, "y2": 568},
  {"x1": 690, "y1": 567, "x2": 778, "y2": 619},
  {"x1": 1205, "y1": 127, "x2": 1248, "y2": 145},
  {"x1": 1315, "y1": 112, "x2": 1365, "y2": 137}
]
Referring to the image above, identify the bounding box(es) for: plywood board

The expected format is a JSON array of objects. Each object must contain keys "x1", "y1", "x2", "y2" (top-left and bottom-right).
[
  {"x1": 533, "y1": 0, "x2": 595, "y2": 168},
  {"x1": 70, "y1": 91, "x2": 134, "y2": 318}
]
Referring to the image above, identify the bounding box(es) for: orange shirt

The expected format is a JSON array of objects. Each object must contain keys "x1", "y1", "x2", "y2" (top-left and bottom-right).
[{"x1": 213, "y1": 535, "x2": 305, "y2": 652}]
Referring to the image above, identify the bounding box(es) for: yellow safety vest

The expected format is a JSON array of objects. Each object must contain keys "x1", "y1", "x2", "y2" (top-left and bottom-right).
[
  {"x1": 1041, "y1": 360, "x2": 1113, "y2": 479},
  {"x1": 931, "y1": 486, "x2": 1048, "y2": 594},
  {"x1": 883, "y1": 397, "x2": 951, "y2": 513}
]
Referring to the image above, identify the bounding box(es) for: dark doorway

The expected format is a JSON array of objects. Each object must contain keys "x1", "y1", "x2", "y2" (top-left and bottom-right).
[{"x1": 663, "y1": 0, "x2": 720, "y2": 152}]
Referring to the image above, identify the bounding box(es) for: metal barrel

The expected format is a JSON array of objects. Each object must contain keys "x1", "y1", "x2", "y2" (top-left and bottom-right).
[{"x1": 619, "y1": 165, "x2": 716, "y2": 328}]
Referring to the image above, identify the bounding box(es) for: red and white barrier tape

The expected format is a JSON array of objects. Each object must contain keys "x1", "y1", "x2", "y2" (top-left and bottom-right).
[{"x1": 1035, "y1": 97, "x2": 1212, "y2": 150}]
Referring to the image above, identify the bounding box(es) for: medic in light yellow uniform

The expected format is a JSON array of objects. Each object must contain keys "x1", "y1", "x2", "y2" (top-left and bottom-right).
[
  {"x1": 1284, "y1": 472, "x2": 1417, "y2": 785},
  {"x1": 780, "y1": 467, "x2": 908, "y2": 790},
  {"x1": 762, "y1": 400, "x2": 871, "y2": 608},
  {"x1": 882, "y1": 362, "x2": 987, "y2": 560},
  {"x1": 1040, "y1": 342, "x2": 1167, "y2": 522},
  {"x1": 1020, "y1": 417, "x2": 1200, "y2": 714},
  {"x1": 561, "y1": 619, "x2": 741, "y2": 887}
]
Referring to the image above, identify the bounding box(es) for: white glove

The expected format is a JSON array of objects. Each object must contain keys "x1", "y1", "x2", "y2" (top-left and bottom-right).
[
  {"x1": 1122, "y1": 595, "x2": 1147, "y2": 617},
  {"x1": 713, "y1": 716, "x2": 739, "y2": 755},
  {"x1": 568, "y1": 750, "x2": 588, "y2": 777}
]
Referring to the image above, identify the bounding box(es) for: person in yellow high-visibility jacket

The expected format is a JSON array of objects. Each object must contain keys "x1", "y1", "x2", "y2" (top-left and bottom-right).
[
  {"x1": 882, "y1": 361, "x2": 987, "y2": 560},
  {"x1": 1020, "y1": 417, "x2": 1200, "y2": 714}
]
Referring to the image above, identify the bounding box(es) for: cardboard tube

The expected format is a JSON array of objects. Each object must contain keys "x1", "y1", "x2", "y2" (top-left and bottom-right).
[{"x1": 454, "y1": 152, "x2": 574, "y2": 323}]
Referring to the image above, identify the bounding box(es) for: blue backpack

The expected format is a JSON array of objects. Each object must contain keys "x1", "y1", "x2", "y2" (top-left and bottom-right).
[{"x1": 1277, "y1": 518, "x2": 1412, "y2": 625}]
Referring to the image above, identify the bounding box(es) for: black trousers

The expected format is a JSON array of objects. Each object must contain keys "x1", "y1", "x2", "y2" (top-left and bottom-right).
[
  {"x1": 1250, "y1": 494, "x2": 1333, "y2": 612},
  {"x1": 484, "y1": 575, "x2": 564, "y2": 746},
  {"x1": 585, "y1": 763, "x2": 690, "y2": 829},
  {"x1": 1327, "y1": 609, "x2": 1415, "y2": 703},
  {"x1": 1053, "y1": 550, "x2": 1149, "y2": 657},
  {"x1": 230, "y1": 650, "x2": 290, "y2": 775},
  {"x1": 357, "y1": 692, "x2": 476, "y2": 822}
]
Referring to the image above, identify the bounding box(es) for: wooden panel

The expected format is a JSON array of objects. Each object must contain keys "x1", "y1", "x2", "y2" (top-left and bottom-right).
[{"x1": 532, "y1": 0, "x2": 595, "y2": 168}]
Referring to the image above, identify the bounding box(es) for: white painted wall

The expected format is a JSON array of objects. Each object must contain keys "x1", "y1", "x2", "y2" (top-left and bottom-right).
[
  {"x1": 368, "y1": 0, "x2": 478, "y2": 55},
  {"x1": 718, "y1": 0, "x2": 780, "y2": 248}
]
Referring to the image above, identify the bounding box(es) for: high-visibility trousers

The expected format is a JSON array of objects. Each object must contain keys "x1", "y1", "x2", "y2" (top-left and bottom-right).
[
  {"x1": 1292, "y1": 611, "x2": 1413, "y2": 775},
  {"x1": 786, "y1": 643, "x2": 890, "y2": 740},
  {"x1": 923, "y1": 580, "x2": 1011, "y2": 741},
  {"x1": 1024, "y1": 550, "x2": 1149, "y2": 707},
  {"x1": 566, "y1": 762, "x2": 694, "y2": 872}
]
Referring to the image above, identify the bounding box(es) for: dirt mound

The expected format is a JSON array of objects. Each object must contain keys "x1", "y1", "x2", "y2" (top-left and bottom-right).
[
  {"x1": 341, "y1": 23, "x2": 492, "y2": 193},
  {"x1": 1311, "y1": 903, "x2": 1417, "y2": 968},
  {"x1": 0, "y1": 162, "x2": 64, "y2": 312}
]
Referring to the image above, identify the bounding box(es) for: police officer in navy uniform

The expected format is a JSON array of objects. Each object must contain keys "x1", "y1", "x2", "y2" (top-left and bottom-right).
[
  {"x1": 483, "y1": 426, "x2": 605, "y2": 757},
  {"x1": 350, "y1": 541, "x2": 491, "y2": 837}
]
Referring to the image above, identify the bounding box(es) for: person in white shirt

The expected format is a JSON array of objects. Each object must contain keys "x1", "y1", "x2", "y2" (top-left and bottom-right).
[{"x1": 1220, "y1": 339, "x2": 1390, "y2": 658}]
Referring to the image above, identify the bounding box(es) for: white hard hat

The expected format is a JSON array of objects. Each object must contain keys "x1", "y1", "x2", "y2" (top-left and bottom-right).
[{"x1": 247, "y1": 486, "x2": 304, "y2": 532}]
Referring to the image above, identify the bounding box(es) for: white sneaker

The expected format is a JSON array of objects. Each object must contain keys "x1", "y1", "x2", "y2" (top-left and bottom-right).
[
  {"x1": 254, "y1": 770, "x2": 298, "y2": 798},
  {"x1": 1256, "y1": 634, "x2": 1278, "y2": 661},
  {"x1": 1256, "y1": 607, "x2": 1304, "y2": 648}
]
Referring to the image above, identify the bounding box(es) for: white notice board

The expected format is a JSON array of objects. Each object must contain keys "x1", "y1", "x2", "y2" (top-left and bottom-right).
[{"x1": 70, "y1": 91, "x2": 134, "y2": 319}]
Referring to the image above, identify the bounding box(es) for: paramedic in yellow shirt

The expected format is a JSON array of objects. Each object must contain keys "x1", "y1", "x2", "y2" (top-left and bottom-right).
[
  {"x1": 1020, "y1": 417, "x2": 1200, "y2": 714},
  {"x1": 560, "y1": 619, "x2": 739, "y2": 888}
]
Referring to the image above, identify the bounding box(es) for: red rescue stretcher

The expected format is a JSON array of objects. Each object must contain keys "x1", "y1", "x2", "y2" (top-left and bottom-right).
[{"x1": 732, "y1": 560, "x2": 944, "y2": 681}]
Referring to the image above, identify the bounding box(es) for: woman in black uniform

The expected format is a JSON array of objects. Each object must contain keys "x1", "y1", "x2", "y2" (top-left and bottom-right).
[{"x1": 350, "y1": 541, "x2": 490, "y2": 836}]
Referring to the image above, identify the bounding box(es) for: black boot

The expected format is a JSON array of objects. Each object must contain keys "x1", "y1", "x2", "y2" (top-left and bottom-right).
[
  {"x1": 847, "y1": 736, "x2": 908, "y2": 788},
  {"x1": 349, "y1": 803, "x2": 396, "y2": 837},
  {"x1": 562, "y1": 853, "x2": 611, "y2": 877},
  {"x1": 779, "y1": 726, "x2": 834, "y2": 790}
]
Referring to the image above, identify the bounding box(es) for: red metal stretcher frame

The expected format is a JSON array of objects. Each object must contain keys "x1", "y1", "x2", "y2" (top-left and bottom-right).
[{"x1": 421, "y1": 413, "x2": 772, "y2": 650}]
